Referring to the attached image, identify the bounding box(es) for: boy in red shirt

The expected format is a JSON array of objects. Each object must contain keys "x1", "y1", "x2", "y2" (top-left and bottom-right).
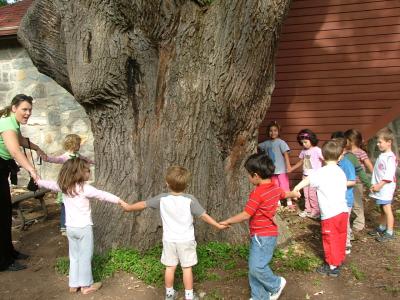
[{"x1": 221, "y1": 153, "x2": 298, "y2": 300}]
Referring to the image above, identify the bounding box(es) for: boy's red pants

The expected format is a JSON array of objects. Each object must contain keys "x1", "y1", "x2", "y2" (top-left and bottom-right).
[{"x1": 320, "y1": 212, "x2": 348, "y2": 267}]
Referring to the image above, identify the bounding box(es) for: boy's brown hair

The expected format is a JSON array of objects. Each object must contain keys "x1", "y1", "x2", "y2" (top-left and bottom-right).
[
  {"x1": 166, "y1": 166, "x2": 191, "y2": 193},
  {"x1": 57, "y1": 158, "x2": 90, "y2": 196},
  {"x1": 376, "y1": 127, "x2": 395, "y2": 142},
  {"x1": 63, "y1": 134, "x2": 81, "y2": 151},
  {"x1": 322, "y1": 140, "x2": 343, "y2": 161}
]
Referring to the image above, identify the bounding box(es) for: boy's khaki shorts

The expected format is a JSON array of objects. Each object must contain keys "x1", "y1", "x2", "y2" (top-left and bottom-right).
[{"x1": 161, "y1": 240, "x2": 198, "y2": 268}]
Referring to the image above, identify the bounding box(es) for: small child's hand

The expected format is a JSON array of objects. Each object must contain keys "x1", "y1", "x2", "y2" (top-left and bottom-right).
[
  {"x1": 370, "y1": 184, "x2": 381, "y2": 192},
  {"x1": 118, "y1": 199, "x2": 129, "y2": 210},
  {"x1": 217, "y1": 222, "x2": 230, "y2": 230},
  {"x1": 286, "y1": 166, "x2": 292, "y2": 173}
]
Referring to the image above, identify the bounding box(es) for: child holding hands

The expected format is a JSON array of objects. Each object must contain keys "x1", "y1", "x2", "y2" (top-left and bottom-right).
[
  {"x1": 37, "y1": 158, "x2": 126, "y2": 294},
  {"x1": 221, "y1": 153, "x2": 299, "y2": 300},
  {"x1": 290, "y1": 129, "x2": 324, "y2": 218},
  {"x1": 43, "y1": 134, "x2": 94, "y2": 235},
  {"x1": 293, "y1": 140, "x2": 348, "y2": 277},
  {"x1": 368, "y1": 128, "x2": 398, "y2": 242},
  {"x1": 121, "y1": 166, "x2": 226, "y2": 300}
]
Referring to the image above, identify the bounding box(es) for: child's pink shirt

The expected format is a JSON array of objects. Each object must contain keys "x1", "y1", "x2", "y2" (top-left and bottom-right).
[
  {"x1": 299, "y1": 146, "x2": 323, "y2": 176},
  {"x1": 37, "y1": 179, "x2": 119, "y2": 227}
]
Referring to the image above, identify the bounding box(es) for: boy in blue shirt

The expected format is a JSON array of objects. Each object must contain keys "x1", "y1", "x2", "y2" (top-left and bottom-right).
[{"x1": 332, "y1": 137, "x2": 356, "y2": 254}]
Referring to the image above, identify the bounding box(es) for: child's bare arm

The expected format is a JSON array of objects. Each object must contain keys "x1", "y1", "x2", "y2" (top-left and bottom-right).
[
  {"x1": 293, "y1": 177, "x2": 310, "y2": 192},
  {"x1": 283, "y1": 151, "x2": 292, "y2": 172},
  {"x1": 200, "y1": 213, "x2": 228, "y2": 229},
  {"x1": 220, "y1": 211, "x2": 251, "y2": 226},
  {"x1": 289, "y1": 159, "x2": 303, "y2": 173},
  {"x1": 364, "y1": 158, "x2": 374, "y2": 173},
  {"x1": 347, "y1": 180, "x2": 356, "y2": 187},
  {"x1": 285, "y1": 190, "x2": 301, "y2": 199},
  {"x1": 122, "y1": 201, "x2": 147, "y2": 212}
]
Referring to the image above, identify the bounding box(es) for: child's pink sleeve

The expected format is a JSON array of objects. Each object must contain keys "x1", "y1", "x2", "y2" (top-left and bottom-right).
[
  {"x1": 37, "y1": 179, "x2": 61, "y2": 192},
  {"x1": 80, "y1": 155, "x2": 95, "y2": 164},
  {"x1": 83, "y1": 185, "x2": 120, "y2": 203},
  {"x1": 44, "y1": 155, "x2": 68, "y2": 164}
]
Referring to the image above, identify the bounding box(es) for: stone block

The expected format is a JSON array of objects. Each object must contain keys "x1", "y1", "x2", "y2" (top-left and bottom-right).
[
  {"x1": 48, "y1": 110, "x2": 61, "y2": 126},
  {"x1": 0, "y1": 82, "x2": 11, "y2": 91},
  {"x1": 2, "y1": 72, "x2": 9, "y2": 82},
  {"x1": 16, "y1": 70, "x2": 26, "y2": 81},
  {"x1": 31, "y1": 83, "x2": 47, "y2": 99}
]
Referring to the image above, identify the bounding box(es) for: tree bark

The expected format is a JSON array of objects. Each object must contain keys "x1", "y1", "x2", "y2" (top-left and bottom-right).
[{"x1": 18, "y1": 0, "x2": 292, "y2": 252}]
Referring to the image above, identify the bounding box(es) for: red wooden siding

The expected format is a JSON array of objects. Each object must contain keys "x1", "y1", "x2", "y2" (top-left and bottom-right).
[{"x1": 259, "y1": 0, "x2": 400, "y2": 183}]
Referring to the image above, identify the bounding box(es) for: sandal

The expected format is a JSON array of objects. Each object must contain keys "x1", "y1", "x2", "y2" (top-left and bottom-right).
[{"x1": 81, "y1": 282, "x2": 102, "y2": 295}]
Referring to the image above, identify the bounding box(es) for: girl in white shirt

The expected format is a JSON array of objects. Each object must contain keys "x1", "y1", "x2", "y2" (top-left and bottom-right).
[{"x1": 37, "y1": 158, "x2": 126, "y2": 294}]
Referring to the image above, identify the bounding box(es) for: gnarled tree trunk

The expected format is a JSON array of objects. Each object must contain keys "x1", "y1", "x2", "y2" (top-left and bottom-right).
[{"x1": 18, "y1": 0, "x2": 292, "y2": 252}]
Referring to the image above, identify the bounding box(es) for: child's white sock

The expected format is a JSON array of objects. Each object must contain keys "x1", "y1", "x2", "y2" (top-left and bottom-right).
[
  {"x1": 185, "y1": 289, "x2": 194, "y2": 299},
  {"x1": 329, "y1": 265, "x2": 337, "y2": 270},
  {"x1": 386, "y1": 229, "x2": 393, "y2": 235},
  {"x1": 166, "y1": 287, "x2": 175, "y2": 297},
  {"x1": 287, "y1": 199, "x2": 293, "y2": 206}
]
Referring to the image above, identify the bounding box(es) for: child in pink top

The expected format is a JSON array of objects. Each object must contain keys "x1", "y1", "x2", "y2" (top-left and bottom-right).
[
  {"x1": 290, "y1": 129, "x2": 324, "y2": 218},
  {"x1": 43, "y1": 134, "x2": 94, "y2": 234},
  {"x1": 37, "y1": 158, "x2": 126, "y2": 295},
  {"x1": 258, "y1": 121, "x2": 294, "y2": 210}
]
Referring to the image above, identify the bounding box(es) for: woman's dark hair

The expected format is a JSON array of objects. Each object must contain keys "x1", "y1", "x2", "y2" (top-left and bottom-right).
[
  {"x1": 244, "y1": 153, "x2": 275, "y2": 179},
  {"x1": 0, "y1": 94, "x2": 33, "y2": 117},
  {"x1": 297, "y1": 129, "x2": 319, "y2": 146}
]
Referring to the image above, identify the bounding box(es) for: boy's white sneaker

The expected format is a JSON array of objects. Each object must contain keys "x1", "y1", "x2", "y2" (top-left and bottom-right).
[
  {"x1": 270, "y1": 277, "x2": 286, "y2": 300},
  {"x1": 165, "y1": 291, "x2": 177, "y2": 300}
]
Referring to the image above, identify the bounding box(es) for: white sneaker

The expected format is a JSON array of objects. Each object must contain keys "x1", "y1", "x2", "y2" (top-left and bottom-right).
[
  {"x1": 270, "y1": 277, "x2": 286, "y2": 300},
  {"x1": 345, "y1": 247, "x2": 351, "y2": 255},
  {"x1": 165, "y1": 291, "x2": 177, "y2": 300}
]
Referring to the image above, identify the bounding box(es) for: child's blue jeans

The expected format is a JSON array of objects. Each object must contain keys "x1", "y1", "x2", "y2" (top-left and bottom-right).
[
  {"x1": 67, "y1": 225, "x2": 94, "y2": 287},
  {"x1": 248, "y1": 235, "x2": 281, "y2": 300}
]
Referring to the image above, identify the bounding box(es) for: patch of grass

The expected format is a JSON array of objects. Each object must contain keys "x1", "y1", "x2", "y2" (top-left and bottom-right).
[
  {"x1": 204, "y1": 290, "x2": 223, "y2": 300},
  {"x1": 231, "y1": 269, "x2": 248, "y2": 278},
  {"x1": 384, "y1": 285, "x2": 400, "y2": 296},
  {"x1": 272, "y1": 245, "x2": 322, "y2": 272},
  {"x1": 349, "y1": 263, "x2": 366, "y2": 281},
  {"x1": 55, "y1": 242, "x2": 249, "y2": 286}
]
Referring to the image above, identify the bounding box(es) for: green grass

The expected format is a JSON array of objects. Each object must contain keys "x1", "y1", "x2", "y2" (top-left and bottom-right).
[
  {"x1": 271, "y1": 245, "x2": 322, "y2": 272},
  {"x1": 349, "y1": 263, "x2": 366, "y2": 281},
  {"x1": 55, "y1": 241, "x2": 321, "y2": 287}
]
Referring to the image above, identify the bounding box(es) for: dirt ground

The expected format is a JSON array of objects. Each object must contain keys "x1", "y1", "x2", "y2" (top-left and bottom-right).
[{"x1": 0, "y1": 192, "x2": 399, "y2": 300}]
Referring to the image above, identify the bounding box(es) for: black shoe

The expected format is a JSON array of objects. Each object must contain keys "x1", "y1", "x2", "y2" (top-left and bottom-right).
[
  {"x1": 6, "y1": 262, "x2": 27, "y2": 272},
  {"x1": 14, "y1": 252, "x2": 29, "y2": 260}
]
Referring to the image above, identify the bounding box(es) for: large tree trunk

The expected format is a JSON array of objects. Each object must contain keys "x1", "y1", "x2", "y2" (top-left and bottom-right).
[{"x1": 18, "y1": 0, "x2": 292, "y2": 252}]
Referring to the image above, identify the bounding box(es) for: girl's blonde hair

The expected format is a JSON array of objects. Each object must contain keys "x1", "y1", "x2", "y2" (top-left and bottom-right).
[
  {"x1": 57, "y1": 158, "x2": 89, "y2": 196},
  {"x1": 63, "y1": 134, "x2": 81, "y2": 151},
  {"x1": 376, "y1": 127, "x2": 398, "y2": 155},
  {"x1": 0, "y1": 94, "x2": 33, "y2": 117}
]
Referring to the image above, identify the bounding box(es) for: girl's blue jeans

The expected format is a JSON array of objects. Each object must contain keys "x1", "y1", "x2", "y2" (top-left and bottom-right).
[{"x1": 248, "y1": 235, "x2": 281, "y2": 300}]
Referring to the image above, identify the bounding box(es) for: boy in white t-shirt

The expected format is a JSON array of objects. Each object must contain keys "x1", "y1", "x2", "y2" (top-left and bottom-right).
[
  {"x1": 293, "y1": 140, "x2": 349, "y2": 277},
  {"x1": 121, "y1": 166, "x2": 227, "y2": 300},
  {"x1": 368, "y1": 128, "x2": 398, "y2": 242}
]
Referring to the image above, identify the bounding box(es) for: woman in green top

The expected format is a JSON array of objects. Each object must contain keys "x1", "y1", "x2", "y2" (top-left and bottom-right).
[{"x1": 0, "y1": 94, "x2": 46, "y2": 272}]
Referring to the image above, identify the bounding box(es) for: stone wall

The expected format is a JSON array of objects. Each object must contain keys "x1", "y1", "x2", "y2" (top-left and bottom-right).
[{"x1": 0, "y1": 40, "x2": 94, "y2": 184}]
